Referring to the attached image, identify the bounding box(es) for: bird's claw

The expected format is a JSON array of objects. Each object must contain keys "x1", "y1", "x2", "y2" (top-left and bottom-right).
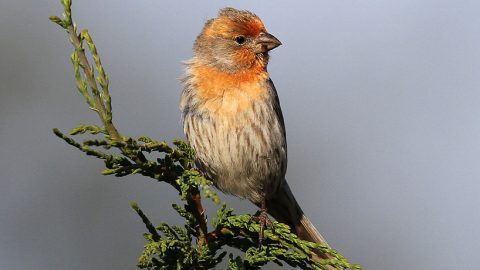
[{"x1": 250, "y1": 209, "x2": 274, "y2": 247}]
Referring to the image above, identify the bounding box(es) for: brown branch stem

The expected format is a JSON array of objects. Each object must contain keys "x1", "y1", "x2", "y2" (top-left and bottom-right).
[
  {"x1": 66, "y1": 25, "x2": 119, "y2": 141},
  {"x1": 65, "y1": 23, "x2": 146, "y2": 163},
  {"x1": 191, "y1": 187, "x2": 209, "y2": 247}
]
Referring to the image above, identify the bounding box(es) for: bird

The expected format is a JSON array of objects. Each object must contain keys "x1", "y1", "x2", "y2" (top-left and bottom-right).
[{"x1": 180, "y1": 7, "x2": 330, "y2": 251}]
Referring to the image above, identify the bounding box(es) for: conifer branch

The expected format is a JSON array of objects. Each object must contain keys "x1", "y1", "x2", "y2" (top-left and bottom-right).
[{"x1": 50, "y1": 1, "x2": 361, "y2": 269}]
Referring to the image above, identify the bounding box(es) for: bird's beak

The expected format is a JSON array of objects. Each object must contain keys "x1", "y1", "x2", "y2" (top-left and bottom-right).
[{"x1": 254, "y1": 32, "x2": 282, "y2": 53}]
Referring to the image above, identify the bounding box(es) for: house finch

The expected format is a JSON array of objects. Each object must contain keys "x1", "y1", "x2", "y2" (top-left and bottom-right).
[{"x1": 180, "y1": 7, "x2": 329, "y2": 249}]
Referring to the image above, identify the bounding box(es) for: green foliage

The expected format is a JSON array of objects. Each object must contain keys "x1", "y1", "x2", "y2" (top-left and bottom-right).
[{"x1": 50, "y1": 1, "x2": 361, "y2": 269}]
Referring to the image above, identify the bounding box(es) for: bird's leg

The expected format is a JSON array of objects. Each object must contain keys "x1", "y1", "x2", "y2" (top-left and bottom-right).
[
  {"x1": 251, "y1": 190, "x2": 273, "y2": 246},
  {"x1": 258, "y1": 191, "x2": 269, "y2": 245}
]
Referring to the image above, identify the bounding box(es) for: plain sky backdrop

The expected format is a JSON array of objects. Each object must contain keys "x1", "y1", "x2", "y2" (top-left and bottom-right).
[{"x1": 1, "y1": 1, "x2": 479, "y2": 269}]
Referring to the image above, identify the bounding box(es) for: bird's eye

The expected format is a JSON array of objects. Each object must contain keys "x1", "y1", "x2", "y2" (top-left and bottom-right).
[{"x1": 235, "y1": 35, "x2": 246, "y2": 45}]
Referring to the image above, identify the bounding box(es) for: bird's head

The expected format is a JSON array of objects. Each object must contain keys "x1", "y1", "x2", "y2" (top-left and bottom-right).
[{"x1": 193, "y1": 7, "x2": 281, "y2": 73}]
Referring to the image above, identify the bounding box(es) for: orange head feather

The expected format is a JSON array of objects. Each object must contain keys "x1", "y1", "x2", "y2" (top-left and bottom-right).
[
  {"x1": 185, "y1": 8, "x2": 282, "y2": 115},
  {"x1": 192, "y1": 7, "x2": 281, "y2": 74}
]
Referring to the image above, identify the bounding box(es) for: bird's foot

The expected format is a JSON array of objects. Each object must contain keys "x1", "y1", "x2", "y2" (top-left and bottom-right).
[{"x1": 250, "y1": 207, "x2": 274, "y2": 247}]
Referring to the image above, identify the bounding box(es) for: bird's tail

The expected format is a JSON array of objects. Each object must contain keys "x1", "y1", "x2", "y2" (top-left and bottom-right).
[{"x1": 266, "y1": 180, "x2": 332, "y2": 258}]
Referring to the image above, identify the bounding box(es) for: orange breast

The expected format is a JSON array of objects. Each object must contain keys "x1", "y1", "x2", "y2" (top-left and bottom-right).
[{"x1": 192, "y1": 64, "x2": 269, "y2": 115}]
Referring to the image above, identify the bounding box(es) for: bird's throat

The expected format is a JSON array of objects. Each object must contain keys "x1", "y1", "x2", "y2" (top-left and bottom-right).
[{"x1": 190, "y1": 64, "x2": 269, "y2": 115}]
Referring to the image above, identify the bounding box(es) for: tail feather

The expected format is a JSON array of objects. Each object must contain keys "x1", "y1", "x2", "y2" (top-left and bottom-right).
[
  {"x1": 297, "y1": 214, "x2": 330, "y2": 248},
  {"x1": 266, "y1": 180, "x2": 333, "y2": 260}
]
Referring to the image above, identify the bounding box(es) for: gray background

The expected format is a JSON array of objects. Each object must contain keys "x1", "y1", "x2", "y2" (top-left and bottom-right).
[{"x1": 1, "y1": 0, "x2": 479, "y2": 269}]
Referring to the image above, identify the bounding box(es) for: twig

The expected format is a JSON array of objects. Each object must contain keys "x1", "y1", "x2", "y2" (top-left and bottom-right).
[{"x1": 50, "y1": 1, "x2": 361, "y2": 269}]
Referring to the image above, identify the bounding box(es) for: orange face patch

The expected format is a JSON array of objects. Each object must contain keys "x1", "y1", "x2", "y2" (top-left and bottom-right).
[
  {"x1": 232, "y1": 47, "x2": 258, "y2": 69},
  {"x1": 242, "y1": 18, "x2": 265, "y2": 37}
]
